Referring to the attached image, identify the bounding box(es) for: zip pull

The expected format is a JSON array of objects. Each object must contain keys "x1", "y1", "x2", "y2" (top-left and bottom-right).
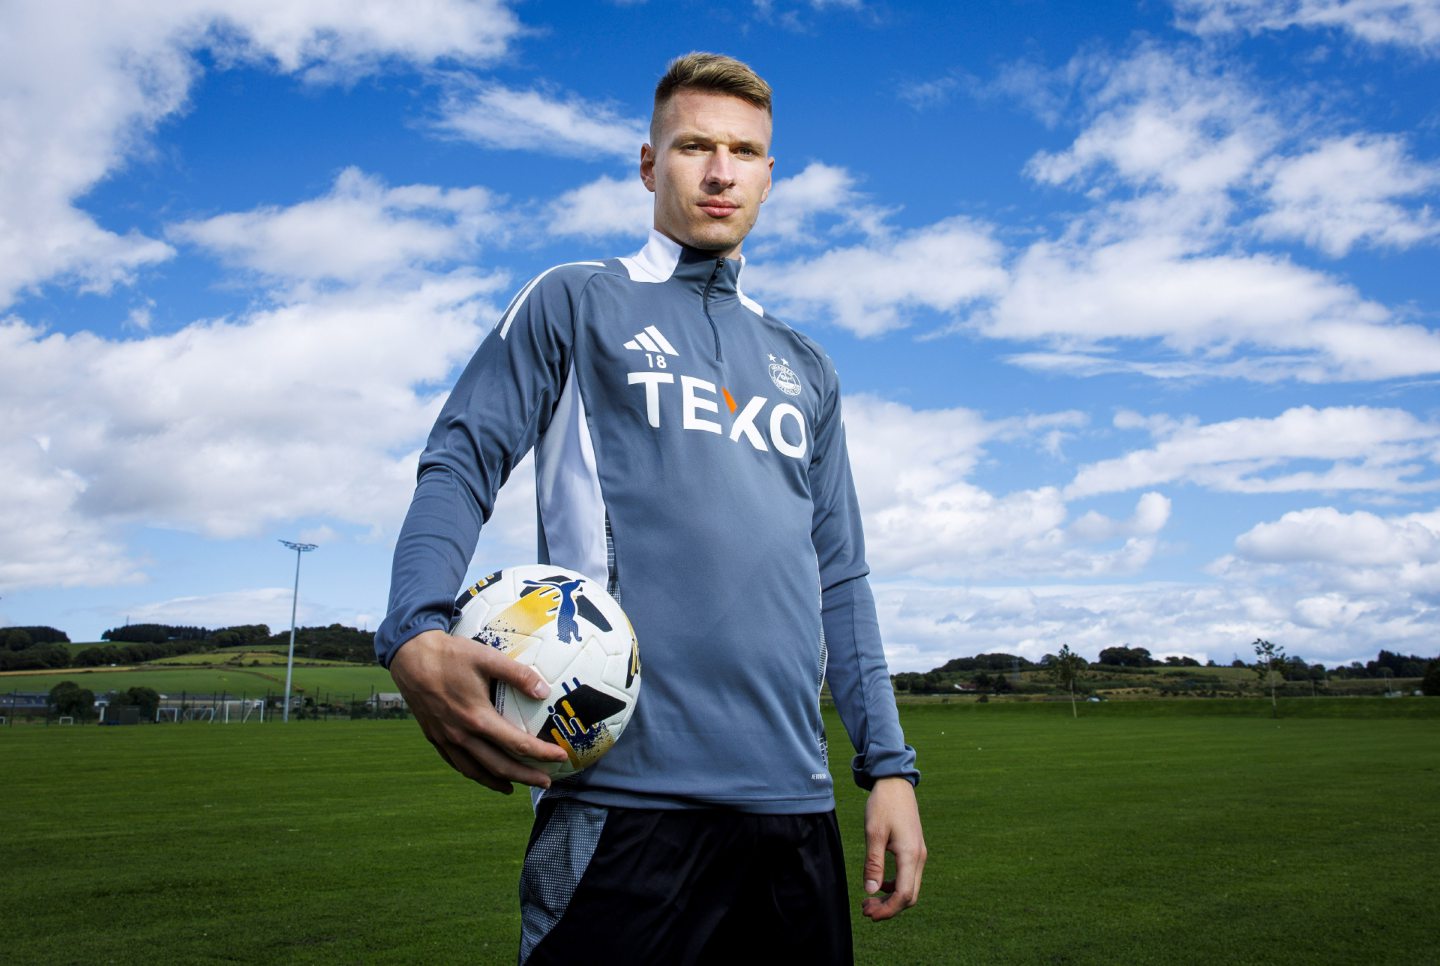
[{"x1": 701, "y1": 258, "x2": 725, "y2": 362}]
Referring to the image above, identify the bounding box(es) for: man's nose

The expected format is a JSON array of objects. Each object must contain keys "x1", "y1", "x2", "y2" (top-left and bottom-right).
[{"x1": 705, "y1": 148, "x2": 735, "y2": 186}]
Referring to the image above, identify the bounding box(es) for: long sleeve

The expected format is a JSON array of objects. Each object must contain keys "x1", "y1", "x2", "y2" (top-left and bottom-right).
[
  {"x1": 807, "y1": 367, "x2": 919, "y2": 789},
  {"x1": 373, "y1": 267, "x2": 583, "y2": 667},
  {"x1": 822, "y1": 575, "x2": 919, "y2": 788}
]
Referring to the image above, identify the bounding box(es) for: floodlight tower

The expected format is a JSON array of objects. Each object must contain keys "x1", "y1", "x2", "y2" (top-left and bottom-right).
[{"x1": 279, "y1": 540, "x2": 318, "y2": 723}]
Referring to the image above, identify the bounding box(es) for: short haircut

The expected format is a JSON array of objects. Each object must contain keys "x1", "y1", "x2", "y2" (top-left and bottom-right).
[{"x1": 651, "y1": 52, "x2": 773, "y2": 144}]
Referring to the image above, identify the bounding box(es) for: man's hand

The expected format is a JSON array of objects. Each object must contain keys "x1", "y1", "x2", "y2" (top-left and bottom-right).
[
  {"x1": 388, "y1": 628, "x2": 569, "y2": 793},
  {"x1": 860, "y1": 776, "x2": 927, "y2": 921}
]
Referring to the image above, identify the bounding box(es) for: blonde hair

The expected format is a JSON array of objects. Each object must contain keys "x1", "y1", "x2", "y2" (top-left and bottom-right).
[{"x1": 651, "y1": 52, "x2": 773, "y2": 143}]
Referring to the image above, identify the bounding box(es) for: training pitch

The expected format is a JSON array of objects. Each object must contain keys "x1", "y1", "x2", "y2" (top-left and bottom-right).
[{"x1": 1, "y1": 699, "x2": 1436, "y2": 964}]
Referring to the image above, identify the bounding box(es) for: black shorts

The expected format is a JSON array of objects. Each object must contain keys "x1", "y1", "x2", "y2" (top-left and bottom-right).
[{"x1": 519, "y1": 797, "x2": 853, "y2": 965}]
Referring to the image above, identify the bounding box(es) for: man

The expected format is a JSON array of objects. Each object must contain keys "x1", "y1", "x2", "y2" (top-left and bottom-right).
[{"x1": 376, "y1": 52, "x2": 925, "y2": 963}]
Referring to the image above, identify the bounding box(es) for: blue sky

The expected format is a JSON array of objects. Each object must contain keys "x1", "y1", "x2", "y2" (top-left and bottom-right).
[{"x1": 1, "y1": 0, "x2": 1437, "y2": 671}]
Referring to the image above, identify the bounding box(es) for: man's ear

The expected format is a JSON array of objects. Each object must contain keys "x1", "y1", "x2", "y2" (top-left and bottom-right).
[
  {"x1": 760, "y1": 156, "x2": 774, "y2": 204},
  {"x1": 640, "y1": 143, "x2": 656, "y2": 192}
]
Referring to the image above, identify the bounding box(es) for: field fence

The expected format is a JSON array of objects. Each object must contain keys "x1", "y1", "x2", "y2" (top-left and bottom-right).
[{"x1": 2, "y1": 688, "x2": 411, "y2": 726}]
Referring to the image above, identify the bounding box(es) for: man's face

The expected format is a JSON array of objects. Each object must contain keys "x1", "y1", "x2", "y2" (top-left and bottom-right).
[{"x1": 641, "y1": 89, "x2": 774, "y2": 259}]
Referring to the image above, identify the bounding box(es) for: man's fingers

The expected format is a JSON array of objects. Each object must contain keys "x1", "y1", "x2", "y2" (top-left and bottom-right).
[
  {"x1": 390, "y1": 628, "x2": 569, "y2": 788},
  {"x1": 440, "y1": 746, "x2": 516, "y2": 794},
  {"x1": 862, "y1": 828, "x2": 888, "y2": 895},
  {"x1": 457, "y1": 714, "x2": 567, "y2": 773},
  {"x1": 413, "y1": 698, "x2": 561, "y2": 786},
  {"x1": 862, "y1": 894, "x2": 904, "y2": 921},
  {"x1": 891, "y1": 852, "x2": 921, "y2": 910},
  {"x1": 859, "y1": 777, "x2": 927, "y2": 922},
  {"x1": 861, "y1": 878, "x2": 915, "y2": 921},
  {"x1": 863, "y1": 843, "x2": 925, "y2": 921},
  {"x1": 469, "y1": 703, "x2": 569, "y2": 764},
  {"x1": 464, "y1": 636, "x2": 550, "y2": 700},
  {"x1": 427, "y1": 719, "x2": 555, "y2": 791},
  {"x1": 435, "y1": 704, "x2": 566, "y2": 771},
  {"x1": 422, "y1": 635, "x2": 569, "y2": 764}
]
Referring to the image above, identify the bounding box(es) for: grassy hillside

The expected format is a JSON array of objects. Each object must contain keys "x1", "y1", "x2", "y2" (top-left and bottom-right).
[
  {"x1": 912, "y1": 662, "x2": 1419, "y2": 700},
  {"x1": 0, "y1": 663, "x2": 392, "y2": 700}
]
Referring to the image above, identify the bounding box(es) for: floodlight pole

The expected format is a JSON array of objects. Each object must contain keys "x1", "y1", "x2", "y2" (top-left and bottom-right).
[{"x1": 279, "y1": 540, "x2": 318, "y2": 723}]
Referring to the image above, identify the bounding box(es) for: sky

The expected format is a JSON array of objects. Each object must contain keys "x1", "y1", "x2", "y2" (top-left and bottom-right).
[{"x1": 1, "y1": 0, "x2": 1437, "y2": 672}]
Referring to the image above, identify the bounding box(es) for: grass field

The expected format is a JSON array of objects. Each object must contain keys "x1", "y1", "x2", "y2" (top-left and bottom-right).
[{"x1": 2, "y1": 700, "x2": 1436, "y2": 964}]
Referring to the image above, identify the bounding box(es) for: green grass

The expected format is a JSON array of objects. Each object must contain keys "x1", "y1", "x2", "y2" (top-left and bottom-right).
[{"x1": 1, "y1": 701, "x2": 1436, "y2": 964}]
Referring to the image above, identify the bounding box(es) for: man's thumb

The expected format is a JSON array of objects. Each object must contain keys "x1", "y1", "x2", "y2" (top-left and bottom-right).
[{"x1": 863, "y1": 834, "x2": 886, "y2": 894}]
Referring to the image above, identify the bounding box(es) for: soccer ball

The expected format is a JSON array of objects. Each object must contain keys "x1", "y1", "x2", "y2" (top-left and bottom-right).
[{"x1": 450, "y1": 564, "x2": 640, "y2": 776}]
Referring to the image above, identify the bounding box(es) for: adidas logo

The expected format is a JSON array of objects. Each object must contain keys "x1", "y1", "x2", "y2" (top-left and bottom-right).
[{"x1": 623, "y1": 325, "x2": 679, "y2": 357}]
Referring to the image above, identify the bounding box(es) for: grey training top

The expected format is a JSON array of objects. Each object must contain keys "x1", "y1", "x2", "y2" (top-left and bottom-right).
[{"x1": 377, "y1": 230, "x2": 918, "y2": 813}]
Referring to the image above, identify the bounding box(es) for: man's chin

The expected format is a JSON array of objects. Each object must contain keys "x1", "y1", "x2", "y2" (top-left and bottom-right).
[{"x1": 678, "y1": 225, "x2": 748, "y2": 257}]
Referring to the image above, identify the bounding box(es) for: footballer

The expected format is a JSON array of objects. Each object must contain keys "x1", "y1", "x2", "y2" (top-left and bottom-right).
[{"x1": 377, "y1": 52, "x2": 926, "y2": 964}]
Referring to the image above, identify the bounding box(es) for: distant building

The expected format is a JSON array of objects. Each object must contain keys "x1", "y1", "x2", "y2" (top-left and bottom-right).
[{"x1": 0, "y1": 692, "x2": 49, "y2": 713}]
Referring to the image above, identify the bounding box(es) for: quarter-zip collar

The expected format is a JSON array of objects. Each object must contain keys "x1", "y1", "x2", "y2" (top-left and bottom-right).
[
  {"x1": 630, "y1": 229, "x2": 746, "y2": 302},
  {"x1": 624, "y1": 230, "x2": 761, "y2": 362}
]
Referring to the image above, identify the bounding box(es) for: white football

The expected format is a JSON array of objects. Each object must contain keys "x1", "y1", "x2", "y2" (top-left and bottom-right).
[{"x1": 450, "y1": 564, "x2": 640, "y2": 776}]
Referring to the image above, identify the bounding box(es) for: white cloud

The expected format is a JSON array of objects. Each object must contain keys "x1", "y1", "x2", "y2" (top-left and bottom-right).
[
  {"x1": 752, "y1": 0, "x2": 870, "y2": 29},
  {"x1": 435, "y1": 83, "x2": 647, "y2": 159},
  {"x1": 543, "y1": 174, "x2": 654, "y2": 242},
  {"x1": 1234, "y1": 505, "x2": 1440, "y2": 566},
  {"x1": 748, "y1": 162, "x2": 892, "y2": 247},
  {"x1": 201, "y1": 0, "x2": 521, "y2": 77},
  {"x1": 897, "y1": 75, "x2": 963, "y2": 110},
  {"x1": 1067, "y1": 405, "x2": 1440, "y2": 498},
  {"x1": 1069, "y1": 492, "x2": 1173, "y2": 542},
  {"x1": 1190, "y1": 504, "x2": 1440, "y2": 653},
  {"x1": 0, "y1": 429, "x2": 142, "y2": 591},
  {"x1": 1025, "y1": 46, "x2": 1274, "y2": 197},
  {"x1": 0, "y1": 266, "x2": 511, "y2": 590},
  {"x1": 1174, "y1": 0, "x2": 1440, "y2": 53},
  {"x1": 873, "y1": 572, "x2": 1437, "y2": 672},
  {"x1": 748, "y1": 217, "x2": 1008, "y2": 336},
  {"x1": 858, "y1": 403, "x2": 1440, "y2": 673},
  {"x1": 541, "y1": 161, "x2": 892, "y2": 250},
  {"x1": 980, "y1": 234, "x2": 1440, "y2": 381},
  {"x1": 980, "y1": 44, "x2": 1440, "y2": 382},
  {"x1": 125, "y1": 587, "x2": 304, "y2": 636},
  {"x1": 1255, "y1": 134, "x2": 1440, "y2": 256},
  {"x1": 171, "y1": 167, "x2": 504, "y2": 283},
  {"x1": 841, "y1": 395, "x2": 1161, "y2": 579},
  {"x1": 0, "y1": 0, "x2": 521, "y2": 308}
]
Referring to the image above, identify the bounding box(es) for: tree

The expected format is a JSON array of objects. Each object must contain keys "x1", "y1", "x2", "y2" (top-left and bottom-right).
[
  {"x1": 1049, "y1": 643, "x2": 1085, "y2": 718},
  {"x1": 119, "y1": 686, "x2": 161, "y2": 719},
  {"x1": 1, "y1": 625, "x2": 69, "y2": 646},
  {"x1": 1252, "y1": 639, "x2": 1286, "y2": 718},
  {"x1": 48, "y1": 681, "x2": 95, "y2": 719},
  {"x1": 1, "y1": 643, "x2": 71, "y2": 670},
  {"x1": 74, "y1": 645, "x2": 123, "y2": 667},
  {"x1": 1098, "y1": 645, "x2": 1156, "y2": 667},
  {"x1": 1422, "y1": 661, "x2": 1440, "y2": 697}
]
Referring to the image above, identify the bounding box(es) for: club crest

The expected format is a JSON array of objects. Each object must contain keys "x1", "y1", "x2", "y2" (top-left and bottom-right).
[{"x1": 768, "y1": 358, "x2": 802, "y2": 396}]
